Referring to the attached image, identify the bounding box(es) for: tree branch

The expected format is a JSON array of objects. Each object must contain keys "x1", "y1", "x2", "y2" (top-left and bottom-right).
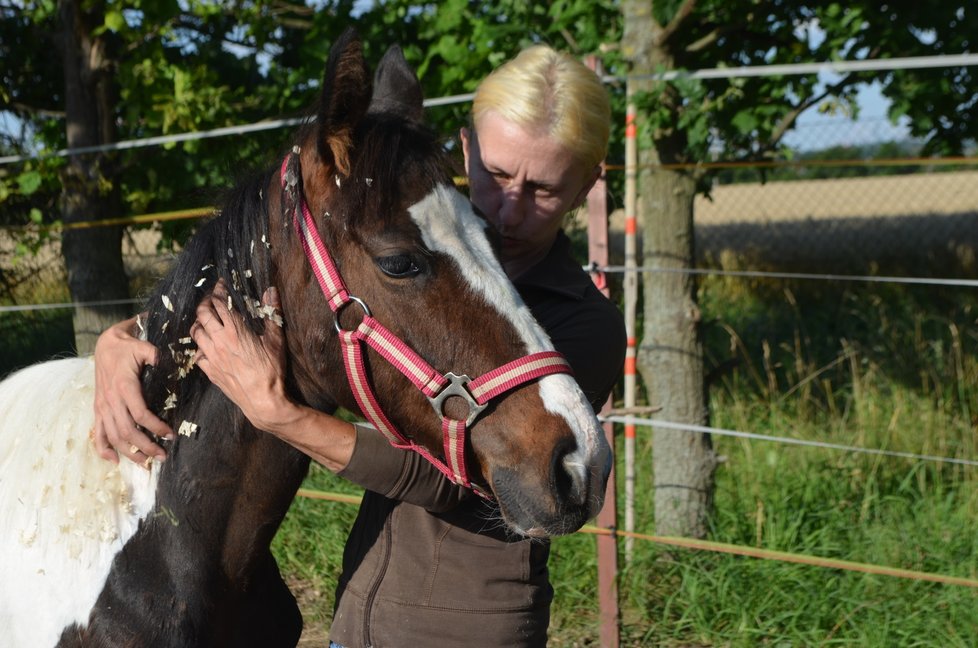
[
  {"x1": 684, "y1": 27, "x2": 719, "y2": 52},
  {"x1": 559, "y1": 27, "x2": 580, "y2": 53},
  {"x1": 2, "y1": 101, "x2": 65, "y2": 120},
  {"x1": 269, "y1": 0, "x2": 315, "y2": 17},
  {"x1": 657, "y1": 0, "x2": 697, "y2": 46},
  {"x1": 767, "y1": 46, "x2": 882, "y2": 146},
  {"x1": 684, "y1": 23, "x2": 743, "y2": 53}
]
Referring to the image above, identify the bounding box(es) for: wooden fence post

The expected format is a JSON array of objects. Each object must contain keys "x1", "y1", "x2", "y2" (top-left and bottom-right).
[
  {"x1": 584, "y1": 52, "x2": 620, "y2": 648},
  {"x1": 589, "y1": 165, "x2": 620, "y2": 648},
  {"x1": 623, "y1": 98, "x2": 639, "y2": 559}
]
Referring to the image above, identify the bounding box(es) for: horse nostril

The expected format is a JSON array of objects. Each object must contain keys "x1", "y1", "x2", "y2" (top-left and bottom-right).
[{"x1": 550, "y1": 439, "x2": 587, "y2": 508}]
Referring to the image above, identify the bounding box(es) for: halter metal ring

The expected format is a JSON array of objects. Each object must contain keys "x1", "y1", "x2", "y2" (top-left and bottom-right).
[
  {"x1": 334, "y1": 295, "x2": 371, "y2": 333},
  {"x1": 429, "y1": 372, "x2": 488, "y2": 426}
]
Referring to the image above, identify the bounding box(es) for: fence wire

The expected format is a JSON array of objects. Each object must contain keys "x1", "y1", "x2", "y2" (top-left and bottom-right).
[{"x1": 4, "y1": 108, "x2": 978, "y2": 603}]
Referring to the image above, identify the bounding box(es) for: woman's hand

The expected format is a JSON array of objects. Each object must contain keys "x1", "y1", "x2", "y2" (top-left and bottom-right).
[
  {"x1": 93, "y1": 315, "x2": 173, "y2": 467},
  {"x1": 192, "y1": 281, "x2": 357, "y2": 472},
  {"x1": 191, "y1": 283, "x2": 298, "y2": 432}
]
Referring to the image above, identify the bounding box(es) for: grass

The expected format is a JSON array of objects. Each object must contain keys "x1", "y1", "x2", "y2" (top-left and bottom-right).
[
  {"x1": 271, "y1": 275, "x2": 978, "y2": 646},
  {"x1": 0, "y1": 278, "x2": 75, "y2": 378},
  {"x1": 5, "y1": 251, "x2": 977, "y2": 645}
]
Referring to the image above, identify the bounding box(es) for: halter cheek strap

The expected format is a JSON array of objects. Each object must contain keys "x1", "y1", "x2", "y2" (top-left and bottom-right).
[{"x1": 280, "y1": 148, "x2": 572, "y2": 498}]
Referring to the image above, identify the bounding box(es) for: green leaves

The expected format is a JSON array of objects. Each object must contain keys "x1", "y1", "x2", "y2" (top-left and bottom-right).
[
  {"x1": 17, "y1": 171, "x2": 42, "y2": 196},
  {"x1": 5, "y1": 0, "x2": 972, "y2": 249},
  {"x1": 730, "y1": 110, "x2": 758, "y2": 138},
  {"x1": 103, "y1": 9, "x2": 126, "y2": 33},
  {"x1": 623, "y1": 0, "x2": 978, "y2": 169}
]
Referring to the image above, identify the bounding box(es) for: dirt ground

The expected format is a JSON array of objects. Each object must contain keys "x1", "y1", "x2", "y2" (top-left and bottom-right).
[{"x1": 287, "y1": 576, "x2": 331, "y2": 646}]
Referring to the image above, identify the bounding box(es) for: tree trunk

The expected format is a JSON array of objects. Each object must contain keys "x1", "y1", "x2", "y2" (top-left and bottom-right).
[
  {"x1": 638, "y1": 166, "x2": 716, "y2": 537},
  {"x1": 59, "y1": 0, "x2": 130, "y2": 354},
  {"x1": 623, "y1": 0, "x2": 717, "y2": 538}
]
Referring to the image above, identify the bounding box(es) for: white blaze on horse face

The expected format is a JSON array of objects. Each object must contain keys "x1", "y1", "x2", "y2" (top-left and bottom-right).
[
  {"x1": 408, "y1": 184, "x2": 611, "y2": 506},
  {"x1": 0, "y1": 357, "x2": 159, "y2": 647}
]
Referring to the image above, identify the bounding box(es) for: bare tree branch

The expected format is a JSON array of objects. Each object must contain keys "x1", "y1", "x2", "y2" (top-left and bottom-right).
[
  {"x1": 559, "y1": 27, "x2": 580, "y2": 53},
  {"x1": 2, "y1": 102, "x2": 65, "y2": 119},
  {"x1": 657, "y1": 0, "x2": 697, "y2": 46},
  {"x1": 767, "y1": 46, "x2": 882, "y2": 146}
]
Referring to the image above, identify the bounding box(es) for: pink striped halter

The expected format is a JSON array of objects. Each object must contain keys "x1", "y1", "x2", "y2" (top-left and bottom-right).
[{"x1": 280, "y1": 148, "x2": 572, "y2": 496}]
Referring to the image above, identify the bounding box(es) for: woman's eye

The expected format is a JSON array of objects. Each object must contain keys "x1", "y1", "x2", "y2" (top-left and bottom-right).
[{"x1": 376, "y1": 254, "x2": 421, "y2": 278}]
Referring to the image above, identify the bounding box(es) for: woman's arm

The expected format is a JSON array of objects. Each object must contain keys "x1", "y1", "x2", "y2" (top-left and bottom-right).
[
  {"x1": 191, "y1": 284, "x2": 468, "y2": 514},
  {"x1": 190, "y1": 286, "x2": 356, "y2": 472}
]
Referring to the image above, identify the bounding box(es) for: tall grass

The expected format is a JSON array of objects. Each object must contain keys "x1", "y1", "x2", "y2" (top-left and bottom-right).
[
  {"x1": 6, "y1": 254, "x2": 975, "y2": 644},
  {"x1": 0, "y1": 280, "x2": 74, "y2": 378},
  {"x1": 274, "y1": 276, "x2": 978, "y2": 646}
]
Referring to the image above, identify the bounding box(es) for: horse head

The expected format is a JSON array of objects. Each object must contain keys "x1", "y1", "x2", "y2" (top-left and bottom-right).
[
  {"x1": 270, "y1": 30, "x2": 611, "y2": 536},
  {"x1": 0, "y1": 28, "x2": 616, "y2": 648}
]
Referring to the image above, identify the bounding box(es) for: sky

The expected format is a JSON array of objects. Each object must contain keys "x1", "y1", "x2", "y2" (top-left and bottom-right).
[
  {"x1": 0, "y1": 15, "x2": 922, "y2": 161},
  {"x1": 783, "y1": 77, "x2": 913, "y2": 150},
  {"x1": 780, "y1": 18, "x2": 917, "y2": 151}
]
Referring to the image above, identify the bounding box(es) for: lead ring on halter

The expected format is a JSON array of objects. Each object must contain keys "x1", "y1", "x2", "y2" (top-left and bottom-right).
[{"x1": 334, "y1": 295, "x2": 371, "y2": 334}]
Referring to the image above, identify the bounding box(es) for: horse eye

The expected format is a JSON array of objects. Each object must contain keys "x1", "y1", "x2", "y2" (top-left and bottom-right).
[{"x1": 376, "y1": 254, "x2": 421, "y2": 278}]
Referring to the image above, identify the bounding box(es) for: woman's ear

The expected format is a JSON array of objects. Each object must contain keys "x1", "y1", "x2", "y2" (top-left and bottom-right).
[
  {"x1": 569, "y1": 164, "x2": 603, "y2": 211},
  {"x1": 459, "y1": 127, "x2": 472, "y2": 176}
]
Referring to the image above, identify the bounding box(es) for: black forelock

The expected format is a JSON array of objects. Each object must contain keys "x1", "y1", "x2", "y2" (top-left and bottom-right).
[{"x1": 340, "y1": 114, "x2": 454, "y2": 231}]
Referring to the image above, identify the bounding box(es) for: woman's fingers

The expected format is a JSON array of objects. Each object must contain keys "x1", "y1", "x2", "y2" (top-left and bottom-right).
[
  {"x1": 92, "y1": 315, "x2": 172, "y2": 467},
  {"x1": 260, "y1": 287, "x2": 286, "y2": 356},
  {"x1": 188, "y1": 283, "x2": 289, "y2": 431}
]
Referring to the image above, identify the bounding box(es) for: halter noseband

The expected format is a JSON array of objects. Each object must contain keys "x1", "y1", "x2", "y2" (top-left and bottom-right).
[{"x1": 280, "y1": 148, "x2": 572, "y2": 497}]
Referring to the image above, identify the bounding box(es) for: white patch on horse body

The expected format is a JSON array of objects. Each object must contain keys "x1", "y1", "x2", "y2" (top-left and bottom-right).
[
  {"x1": 0, "y1": 357, "x2": 159, "y2": 647},
  {"x1": 408, "y1": 185, "x2": 611, "y2": 501}
]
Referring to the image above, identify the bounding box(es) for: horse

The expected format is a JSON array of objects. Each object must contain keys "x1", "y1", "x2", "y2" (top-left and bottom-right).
[{"x1": 0, "y1": 29, "x2": 611, "y2": 647}]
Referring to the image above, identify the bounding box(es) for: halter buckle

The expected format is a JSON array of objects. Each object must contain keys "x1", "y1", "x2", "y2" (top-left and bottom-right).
[{"x1": 428, "y1": 372, "x2": 488, "y2": 426}]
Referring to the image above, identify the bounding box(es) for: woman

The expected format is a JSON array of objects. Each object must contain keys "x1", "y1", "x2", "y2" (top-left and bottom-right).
[{"x1": 94, "y1": 45, "x2": 625, "y2": 647}]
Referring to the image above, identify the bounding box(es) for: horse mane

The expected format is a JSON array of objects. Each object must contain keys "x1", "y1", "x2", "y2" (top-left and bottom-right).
[
  {"x1": 136, "y1": 110, "x2": 454, "y2": 434},
  {"x1": 138, "y1": 166, "x2": 277, "y2": 433}
]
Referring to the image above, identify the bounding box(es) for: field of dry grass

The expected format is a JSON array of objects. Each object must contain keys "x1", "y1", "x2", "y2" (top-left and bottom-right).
[
  {"x1": 5, "y1": 170, "x2": 976, "y2": 302},
  {"x1": 600, "y1": 170, "x2": 978, "y2": 276},
  {"x1": 0, "y1": 227, "x2": 173, "y2": 303}
]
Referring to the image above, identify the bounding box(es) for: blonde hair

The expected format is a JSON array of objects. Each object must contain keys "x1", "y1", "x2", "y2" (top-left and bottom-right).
[{"x1": 472, "y1": 45, "x2": 611, "y2": 169}]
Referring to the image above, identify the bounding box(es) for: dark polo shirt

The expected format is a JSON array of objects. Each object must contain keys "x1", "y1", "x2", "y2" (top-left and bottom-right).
[
  {"x1": 331, "y1": 231, "x2": 626, "y2": 648},
  {"x1": 514, "y1": 230, "x2": 626, "y2": 410}
]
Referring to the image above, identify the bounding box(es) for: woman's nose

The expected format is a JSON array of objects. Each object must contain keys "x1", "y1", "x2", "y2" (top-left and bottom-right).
[{"x1": 496, "y1": 188, "x2": 526, "y2": 229}]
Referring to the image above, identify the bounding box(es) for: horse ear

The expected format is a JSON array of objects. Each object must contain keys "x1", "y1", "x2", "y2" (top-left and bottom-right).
[
  {"x1": 368, "y1": 45, "x2": 424, "y2": 123},
  {"x1": 317, "y1": 28, "x2": 371, "y2": 176}
]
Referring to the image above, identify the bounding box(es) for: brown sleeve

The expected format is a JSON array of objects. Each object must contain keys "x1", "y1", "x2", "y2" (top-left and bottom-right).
[{"x1": 337, "y1": 423, "x2": 470, "y2": 512}]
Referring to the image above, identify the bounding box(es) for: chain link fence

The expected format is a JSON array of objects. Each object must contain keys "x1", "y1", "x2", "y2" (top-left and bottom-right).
[
  {"x1": 0, "y1": 226, "x2": 171, "y2": 305},
  {"x1": 696, "y1": 169, "x2": 978, "y2": 276},
  {"x1": 603, "y1": 118, "x2": 978, "y2": 278},
  {"x1": 3, "y1": 117, "x2": 977, "y2": 349}
]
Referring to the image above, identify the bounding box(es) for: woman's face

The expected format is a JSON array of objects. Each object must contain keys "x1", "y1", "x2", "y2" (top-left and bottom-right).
[{"x1": 461, "y1": 111, "x2": 599, "y2": 275}]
